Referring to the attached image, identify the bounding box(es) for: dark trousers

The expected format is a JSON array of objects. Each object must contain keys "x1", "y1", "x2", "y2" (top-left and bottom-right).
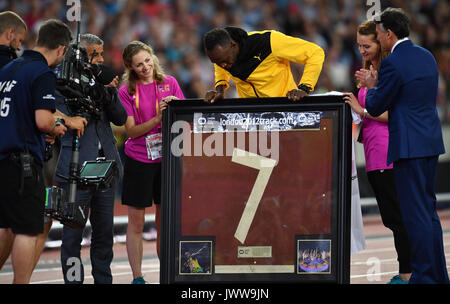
[
  {"x1": 367, "y1": 169, "x2": 412, "y2": 274},
  {"x1": 394, "y1": 156, "x2": 449, "y2": 284},
  {"x1": 60, "y1": 184, "x2": 115, "y2": 284}
]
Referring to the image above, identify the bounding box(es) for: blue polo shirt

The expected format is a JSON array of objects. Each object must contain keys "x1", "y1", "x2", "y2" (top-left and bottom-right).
[{"x1": 0, "y1": 50, "x2": 56, "y2": 166}]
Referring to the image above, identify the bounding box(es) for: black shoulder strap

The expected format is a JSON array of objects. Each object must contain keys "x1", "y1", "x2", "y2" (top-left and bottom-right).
[
  {"x1": 0, "y1": 46, "x2": 18, "y2": 61},
  {"x1": 0, "y1": 58, "x2": 41, "y2": 96}
]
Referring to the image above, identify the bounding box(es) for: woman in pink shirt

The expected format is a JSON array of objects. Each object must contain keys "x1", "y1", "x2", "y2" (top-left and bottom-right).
[
  {"x1": 118, "y1": 41, "x2": 184, "y2": 284},
  {"x1": 344, "y1": 21, "x2": 411, "y2": 284}
]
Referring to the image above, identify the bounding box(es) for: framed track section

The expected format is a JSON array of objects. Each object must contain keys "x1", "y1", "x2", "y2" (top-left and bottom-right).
[{"x1": 160, "y1": 96, "x2": 352, "y2": 284}]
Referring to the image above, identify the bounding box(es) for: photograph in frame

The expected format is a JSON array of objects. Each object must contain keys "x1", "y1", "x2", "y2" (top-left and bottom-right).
[
  {"x1": 179, "y1": 240, "x2": 213, "y2": 275},
  {"x1": 297, "y1": 239, "x2": 332, "y2": 274}
]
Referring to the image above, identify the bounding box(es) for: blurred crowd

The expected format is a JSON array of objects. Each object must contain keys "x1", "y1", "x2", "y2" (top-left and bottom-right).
[{"x1": 1, "y1": 0, "x2": 449, "y2": 123}]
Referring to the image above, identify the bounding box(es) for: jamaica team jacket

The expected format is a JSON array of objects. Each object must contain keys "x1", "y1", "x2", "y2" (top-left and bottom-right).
[{"x1": 214, "y1": 27, "x2": 325, "y2": 98}]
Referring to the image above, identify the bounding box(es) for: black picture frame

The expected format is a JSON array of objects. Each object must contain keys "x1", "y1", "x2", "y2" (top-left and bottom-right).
[{"x1": 160, "y1": 96, "x2": 352, "y2": 284}]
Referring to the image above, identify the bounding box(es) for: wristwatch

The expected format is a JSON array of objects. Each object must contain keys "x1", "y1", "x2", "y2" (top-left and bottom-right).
[
  {"x1": 55, "y1": 117, "x2": 66, "y2": 126},
  {"x1": 362, "y1": 108, "x2": 368, "y2": 118},
  {"x1": 297, "y1": 84, "x2": 312, "y2": 94}
]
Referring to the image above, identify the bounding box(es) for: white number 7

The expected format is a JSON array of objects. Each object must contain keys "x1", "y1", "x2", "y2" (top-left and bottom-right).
[{"x1": 231, "y1": 148, "x2": 278, "y2": 244}]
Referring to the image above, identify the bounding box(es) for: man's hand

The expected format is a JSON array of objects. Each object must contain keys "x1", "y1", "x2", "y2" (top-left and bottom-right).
[
  {"x1": 66, "y1": 116, "x2": 88, "y2": 137},
  {"x1": 204, "y1": 85, "x2": 225, "y2": 104},
  {"x1": 45, "y1": 134, "x2": 56, "y2": 144},
  {"x1": 286, "y1": 89, "x2": 308, "y2": 101},
  {"x1": 47, "y1": 122, "x2": 67, "y2": 143},
  {"x1": 107, "y1": 76, "x2": 119, "y2": 87}
]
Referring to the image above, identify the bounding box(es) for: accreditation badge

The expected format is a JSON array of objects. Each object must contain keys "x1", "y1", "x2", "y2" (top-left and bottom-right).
[{"x1": 145, "y1": 132, "x2": 163, "y2": 160}]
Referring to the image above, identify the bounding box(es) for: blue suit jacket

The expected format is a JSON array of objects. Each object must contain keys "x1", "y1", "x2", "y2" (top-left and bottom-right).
[
  {"x1": 365, "y1": 40, "x2": 445, "y2": 165},
  {"x1": 54, "y1": 87, "x2": 127, "y2": 183}
]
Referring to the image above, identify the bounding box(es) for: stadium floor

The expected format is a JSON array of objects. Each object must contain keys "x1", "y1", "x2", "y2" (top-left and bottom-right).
[{"x1": 0, "y1": 209, "x2": 449, "y2": 285}]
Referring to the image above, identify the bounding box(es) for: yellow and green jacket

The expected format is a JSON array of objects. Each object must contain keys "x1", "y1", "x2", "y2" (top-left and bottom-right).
[{"x1": 214, "y1": 28, "x2": 325, "y2": 98}]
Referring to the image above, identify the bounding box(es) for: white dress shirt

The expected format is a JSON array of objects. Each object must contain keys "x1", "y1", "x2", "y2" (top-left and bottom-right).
[{"x1": 391, "y1": 37, "x2": 410, "y2": 53}]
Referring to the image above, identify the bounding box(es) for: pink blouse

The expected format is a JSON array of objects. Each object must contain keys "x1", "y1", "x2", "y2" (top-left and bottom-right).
[
  {"x1": 358, "y1": 87, "x2": 393, "y2": 172},
  {"x1": 118, "y1": 75, "x2": 184, "y2": 163}
]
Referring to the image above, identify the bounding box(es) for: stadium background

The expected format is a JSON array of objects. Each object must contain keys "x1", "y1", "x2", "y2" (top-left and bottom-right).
[{"x1": 1, "y1": 0, "x2": 449, "y2": 205}]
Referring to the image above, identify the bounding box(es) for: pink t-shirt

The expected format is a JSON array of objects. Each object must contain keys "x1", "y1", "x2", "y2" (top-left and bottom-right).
[
  {"x1": 358, "y1": 87, "x2": 393, "y2": 172},
  {"x1": 118, "y1": 75, "x2": 184, "y2": 163}
]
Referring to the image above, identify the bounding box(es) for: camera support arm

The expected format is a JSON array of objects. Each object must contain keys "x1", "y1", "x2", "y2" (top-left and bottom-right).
[
  {"x1": 68, "y1": 133, "x2": 81, "y2": 204},
  {"x1": 60, "y1": 133, "x2": 83, "y2": 225}
]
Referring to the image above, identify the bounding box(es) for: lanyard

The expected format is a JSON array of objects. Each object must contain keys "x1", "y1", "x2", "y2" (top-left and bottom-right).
[{"x1": 134, "y1": 80, "x2": 160, "y2": 123}]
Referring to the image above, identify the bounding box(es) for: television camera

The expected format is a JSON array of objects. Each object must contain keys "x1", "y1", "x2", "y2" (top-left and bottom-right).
[{"x1": 56, "y1": 42, "x2": 116, "y2": 119}]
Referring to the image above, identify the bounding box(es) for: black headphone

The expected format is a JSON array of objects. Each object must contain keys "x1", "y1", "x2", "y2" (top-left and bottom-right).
[{"x1": 0, "y1": 46, "x2": 18, "y2": 60}]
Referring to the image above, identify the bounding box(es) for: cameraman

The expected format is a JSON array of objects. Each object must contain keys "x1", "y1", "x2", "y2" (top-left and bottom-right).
[
  {"x1": 0, "y1": 11, "x2": 26, "y2": 68},
  {"x1": 0, "y1": 12, "x2": 87, "y2": 275},
  {"x1": 54, "y1": 33, "x2": 127, "y2": 284},
  {"x1": 0, "y1": 19, "x2": 71, "y2": 284},
  {"x1": 0, "y1": 10, "x2": 27, "y2": 271}
]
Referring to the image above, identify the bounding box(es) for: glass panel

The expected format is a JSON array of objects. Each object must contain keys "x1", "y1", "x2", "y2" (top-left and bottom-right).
[{"x1": 175, "y1": 110, "x2": 339, "y2": 280}]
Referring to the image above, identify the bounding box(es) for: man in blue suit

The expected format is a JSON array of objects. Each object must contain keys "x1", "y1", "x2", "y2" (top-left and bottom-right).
[{"x1": 365, "y1": 8, "x2": 449, "y2": 284}]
